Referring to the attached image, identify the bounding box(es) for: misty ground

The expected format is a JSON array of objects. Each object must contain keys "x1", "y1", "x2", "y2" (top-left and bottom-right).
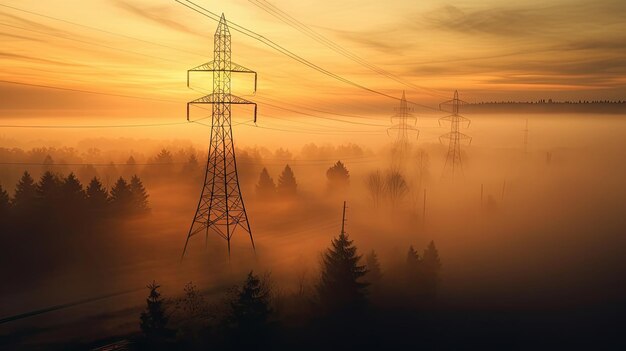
[{"x1": 1, "y1": 114, "x2": 626, "y2": 349}]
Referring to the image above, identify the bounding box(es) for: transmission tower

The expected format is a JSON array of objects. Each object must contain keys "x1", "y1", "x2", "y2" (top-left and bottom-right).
[
  {"x1": 388, "y1": 91, "x2": 419, "y2": 151},
  {"x1": 439, "y1": 90, "x2": 471, "y2": 176},
  {"x1": 182, "y1": 14, "x2": 258, "y2": 258}
]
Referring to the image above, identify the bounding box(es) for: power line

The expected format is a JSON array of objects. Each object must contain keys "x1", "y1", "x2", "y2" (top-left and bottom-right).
[
  {"x1": 0, "y1": 3, "x2": 204, "y2": 57},
  {"x1": 176, "y1": 0, "x2": 441, "y2": 112},
  {"x1": 248, "y1": 0, "x2": 448, "y2": 99},
  {"x1": 0, "y1": 22, "x2": 180, "y2": 64},
  {"x1": 0, "y1": 79, "x2": 179, "y2": 103}
]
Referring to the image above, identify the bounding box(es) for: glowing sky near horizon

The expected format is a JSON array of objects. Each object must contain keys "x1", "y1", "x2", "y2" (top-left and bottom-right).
[{"x1": 0, "y1": 0, "x2": 625, "y2": 122}]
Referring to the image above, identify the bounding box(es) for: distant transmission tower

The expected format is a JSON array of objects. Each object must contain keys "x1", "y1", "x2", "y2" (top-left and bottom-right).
[
  {"x1": 439, "y1": 90, "x2": 471, "y2": 176},
  {"x1": 182, "y1": 14, "x2": 258, "y2": 258},
  {"x1": 388, "y1": 91, "x2": 419, "y2": 151}
]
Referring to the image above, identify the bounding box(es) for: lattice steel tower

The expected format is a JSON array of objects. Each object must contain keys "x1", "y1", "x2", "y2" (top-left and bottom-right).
[
  {"x1": 182, "y1": 14, "x2": 258, "y2": 258},
  {"x1": 388, "y1": 91, "x2": 419, "y2": 150},
  {"x1": 439, "y1": 90, "x2": 471, "y2": 176}
]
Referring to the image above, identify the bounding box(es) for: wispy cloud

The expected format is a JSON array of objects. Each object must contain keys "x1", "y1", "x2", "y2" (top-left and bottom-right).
[
  {"x1": 316, "y1": 26, "x2": 405, "y2": 54},
  {"x1": 111, "y1": 0, "x2": 200, "y2": 36},
  {"x1": 422, "y1": 5, "x2": 546, "y2": 37},
  {"x1": 0, "y1": 52, "x2": 86, "y2": 67},
  {"x1": 0, "y1": 32, "x2": 44, "y2": 42}
]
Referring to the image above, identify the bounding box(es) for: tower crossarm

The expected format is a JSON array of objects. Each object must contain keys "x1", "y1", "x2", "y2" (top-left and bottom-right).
[
  {"x1": 438, "y1": 98, "x2": 469, "y2": 110},
  {"x1": 387, "y1": 124, "x2": 420, "y2": 138},
  {"x1": 391, "y1": 114, "x2": 417, "y2": 124},
  {"x1": 187, "y1": 61, "x2": 258, "y2": 91},
  {"x1": 438, "y1": 114, "x2": 471, "y2": 127},
  {"x1": 439, "y1": 131, "x2": 472, "y2": 144},
  {"x1": 186, "y1": 93, "x2": 258, "y2": 122}
]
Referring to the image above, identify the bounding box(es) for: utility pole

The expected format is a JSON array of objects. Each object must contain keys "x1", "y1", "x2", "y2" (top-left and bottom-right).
[
  {"x1": 439, "y1": 90, "x2": 471, "y2": 177},
  {"x1": 182, "y1": 14, "x2": 258, "y2": 259},
  {"x1": 341, "y1": 201, "x2": 347, "y2": 236}
]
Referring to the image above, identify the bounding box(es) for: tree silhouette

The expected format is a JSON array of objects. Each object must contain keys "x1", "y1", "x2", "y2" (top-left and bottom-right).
[
  {"x1": 317, "y1": 231, "x2": 368, "y2": 314},
  {"x1": 277, "y1": 164, "x2": 297, "y2": 196},
  {"x1": 422, "y1": 241, "x2": 442, "y2": 298},
  {"x1": 37, "y1": 171, "x2": 62, "y2": 207},
  {"x1": 42, "y1": 154, "x2": 54, "y2": 172},
  {"x1": 12, "y1": 171, "x2": 36, "y2": 212},
  {"x1": 140, "y1": 281, "x2": 170, "y2": 342},
  {"x1": 0, "y1": 184, "x2": 10, "y2": 218},
  {"x1": 366, "y1": 170, "x2": 384, "y2": 208},
  {"x1": 86, "y1": 177, "x2": 109, "y2": 211},
  {"x1": 129, "y1": 175, "x2": 149, "y2": 213},
  {"x1": 326, "y1": 160, "x2": 350, "y2": 190},
  {"x1": 124, "y1": 155, "x2": 137, "y2": 178},
  {"x1": 154, "y1": 149, "x2": 173, "y2": 164},
  {"x1": 109, "y1": 177, "x2": 132, "y2": 212},
  {"x1": 61, "y1": 173, "x2": 86, "y2": 207},
  {"x1": 406, "y1": 245, "x2": 425, "y2": 299},
  {"x1": 229, "y1": 271, "x2": 272, "y2": 346},
  {"x1": 182, "y1": 153, "x2": 200, "y2": 176},
  {"x1": 385, "y1": 170, "x2": 409, "y2": 207},
  {"x1": 256, "y1": 167, "x2": 276, "y2": 199},
  {"x1": 103, "y1": 162, "x2": 117, "y2": 187}
]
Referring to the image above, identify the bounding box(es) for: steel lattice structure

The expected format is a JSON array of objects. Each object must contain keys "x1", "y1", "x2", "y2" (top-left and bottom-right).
[
  {"x1": 439, "y1": 90, "x2": 471, "y2": 176},
  {"x1": 388, "y1": 91, "x2": 419, "y2": 150},
  {"x1": 183, "y1": 14, "x2": 257, "y2": 258}
]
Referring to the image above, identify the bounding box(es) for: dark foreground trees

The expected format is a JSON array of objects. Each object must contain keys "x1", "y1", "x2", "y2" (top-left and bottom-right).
[
  {"x1": 317, "y1": 231, "x2": 368, "y2": 314},
  {"x1": 228, "y1": 271, "x2": 273, "y2": 348},
  {"x1": 135, "y1": 238, "x2": 444, "y2": 350},
  {"x1": 139, "y1": 281, "x2": 173, "y2": 349}
]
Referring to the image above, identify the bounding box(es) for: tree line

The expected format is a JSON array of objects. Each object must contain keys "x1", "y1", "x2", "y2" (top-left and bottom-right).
[
  {"x1": 0, "y1": 170, "x2": 149, "y2": 228},
  {"x1": 255, "y1": 160, "x2": 350, "y2": 199}
]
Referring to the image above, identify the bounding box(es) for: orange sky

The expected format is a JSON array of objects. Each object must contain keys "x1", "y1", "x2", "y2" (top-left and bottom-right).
[{"x1": 1, "y1": 0, "x2": 625, "y2": 126}]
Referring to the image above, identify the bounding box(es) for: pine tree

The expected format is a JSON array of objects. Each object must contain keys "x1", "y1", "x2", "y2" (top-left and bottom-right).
[
  {"x1": 407, "y1": 245, "x2": 420, "y2": 266},
  {"x1": 317, "y1": 231, "x2": 368, "y2": 313},
  {"x1": 422, "y1": 241, "x2": 442, "y2": 297},
  {"x1": 277, "y1": 164, "x2": 297, "y2": 196},
  {"x1": 37, "y1": 171, "x2": 62, "y2": 206},
  {"x1": 326, "y1": 160, "x2": 350, "y2": 190},
  {"x1": 129, "y1": 175, "x2": 149, "y2": 213},
  {"x1": 154, "y1": 149, "x2": 173, "y2": 164},
  {"x1": 86, "y1": 177, "x2": 109, "y2": 211},
  {"x1": 229, "y1": 271, "x2": 272, "y2": 345},
  {"x1": 42, "y1": 154, "x2": 54, "y2": 171},
  {"x1": 125, "y1": 156, "x2": 137, "y2": 178},
  {"x1": 182, "y1": 153, "x2": 199, "y2": 175},
  {"x1": 406, "y1": 245, "x2": 425, "y2": 299},
  {"x1": 365, "y1": 250, "x2": 383, "y2": 286},
  {"x1": 256, "y1": 167, "x2": 276, "y2": 198},
  {"x1": 109, "y1": 177, "x2": 132, "y2": 212},
  {"x1": 140, "y1": 281, "x2": 169, "y2": 340},
  {"x1": 12, "y1": 171, "x2": 36, "y2": 211},
  {"x1": 62, "y1": 172, "x2": 86, "y2": 205},
  {"x1": 0, "y1": 184, "x2": 11, "y2": 218}
]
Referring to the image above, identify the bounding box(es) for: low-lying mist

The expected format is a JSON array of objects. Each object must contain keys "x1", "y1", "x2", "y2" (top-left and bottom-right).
[{"x1": 1, "y1": 114, "x2": 625, "y2": 348}]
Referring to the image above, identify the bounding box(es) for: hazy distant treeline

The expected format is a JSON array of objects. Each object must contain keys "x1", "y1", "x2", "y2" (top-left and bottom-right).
[
  {"x1": 0, "y1": 143, "x2": 370, "y2": 190},
  {"x1": 465, "y1": 101, "x2": 626, "y2": 114}
]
